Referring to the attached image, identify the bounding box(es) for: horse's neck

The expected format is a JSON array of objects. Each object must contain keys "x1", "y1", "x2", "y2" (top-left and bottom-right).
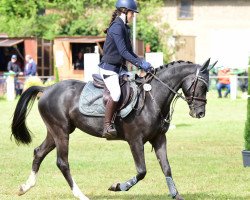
[{"x1": 150, "y1": 64, "x2": 196, "y2": 116}]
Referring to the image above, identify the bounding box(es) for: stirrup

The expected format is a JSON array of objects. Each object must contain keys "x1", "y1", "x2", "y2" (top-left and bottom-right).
[{"x1": 103, "y1": 125, "x2": 117, "y2": 139}]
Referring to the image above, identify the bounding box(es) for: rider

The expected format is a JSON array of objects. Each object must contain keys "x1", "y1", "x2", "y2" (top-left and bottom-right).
[{"x1": 99, "y1": 0, "x2": 152, "y2": 139}]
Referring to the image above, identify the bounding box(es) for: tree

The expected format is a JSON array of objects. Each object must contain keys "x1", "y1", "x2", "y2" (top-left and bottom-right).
[
  {"x1": 0, "y1": 0, "x2": 173, "y2": 62},
  {"x1": 0, "y1": 0, "x2": 47, "y2": 37},
  {"x1": 244, "y1": 67, "x2": 250, "y2": 150}
]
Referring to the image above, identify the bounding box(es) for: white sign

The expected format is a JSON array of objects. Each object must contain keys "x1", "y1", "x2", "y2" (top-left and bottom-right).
[
  {"x1": 230, "y1": 75, "x2": 237, "y2": 100},
  {"x1": 6, "y1": 75, "x2": 15, "y2": 101},
  {"x1": 145, "y1": 52, "x2": 164, "y2": 68},
  {"x1": 55, "y1": 51, "x2": 64, "y2": 67},
  {"x1": 84, "y1": 53, "x2": 100, "y2": 82}
]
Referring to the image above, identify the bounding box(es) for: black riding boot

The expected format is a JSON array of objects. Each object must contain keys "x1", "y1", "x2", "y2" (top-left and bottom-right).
[{"x1": 102, "y1": 98, "x2": 118, "y2": 139}]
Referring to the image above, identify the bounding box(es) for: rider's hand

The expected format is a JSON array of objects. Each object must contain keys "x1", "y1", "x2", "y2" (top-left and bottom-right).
[{"x1": 139, "y1": 60, "x2": 152, "y2": 72}]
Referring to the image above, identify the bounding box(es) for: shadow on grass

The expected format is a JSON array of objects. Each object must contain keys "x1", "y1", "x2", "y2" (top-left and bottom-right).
[
  {"x1": 0, "y1": 96, "x2": 6, "y2": 101},
  {"x1": 90, "y1": 193, "x2": 249, "y2": 200},
  {"x1": 175, "y1": 123, "x2": 191, "y2": 128}
]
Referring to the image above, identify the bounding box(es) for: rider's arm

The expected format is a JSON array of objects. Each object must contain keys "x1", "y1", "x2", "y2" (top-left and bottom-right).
[{"x1": 109, "y1": 23, "x2": 141, "y2": 67}]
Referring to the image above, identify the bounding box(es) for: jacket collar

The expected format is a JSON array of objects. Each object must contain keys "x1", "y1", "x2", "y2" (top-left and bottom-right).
[
  {"x1": 119, "y1": 13, "x2": 126, "y2": 24},
  {"x1": 115, "y1": 17, "x2": 130, "y2": 30}
]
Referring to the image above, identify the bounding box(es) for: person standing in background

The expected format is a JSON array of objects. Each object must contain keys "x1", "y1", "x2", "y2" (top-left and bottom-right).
[
  {"x1": 7, "y1": 54, "x2": 23, "y2": 96},
  {"x1": 24, "y1": 55, "x2": 37, "y2": 76},
  {"x1": 73, "y1": 51, "x2": 84, "y2": 70}
]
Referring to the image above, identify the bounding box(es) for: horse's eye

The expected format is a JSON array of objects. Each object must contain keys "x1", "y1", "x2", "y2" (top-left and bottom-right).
[{"x1": 202, "y1": 84, "x2": 208, "y2": 92}]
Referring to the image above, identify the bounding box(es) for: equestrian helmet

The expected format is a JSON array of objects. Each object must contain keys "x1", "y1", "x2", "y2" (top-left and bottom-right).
[{"x1": 115, "y1": 0, "x2": 139, "y2": 13}]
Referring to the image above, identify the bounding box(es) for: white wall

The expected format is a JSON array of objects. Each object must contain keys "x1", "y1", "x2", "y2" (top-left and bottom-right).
[
  {"x1": 210, "y1": 30, "x2": 250, "y2": 68},
  {"x1": 162, "y1": 0, "x2": 250, "y2": 67}
]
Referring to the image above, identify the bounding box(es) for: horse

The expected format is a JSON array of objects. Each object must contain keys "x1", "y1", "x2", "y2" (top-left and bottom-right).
[{"x1": 11, "y1": 58, "x2": 214, "y2": 200}]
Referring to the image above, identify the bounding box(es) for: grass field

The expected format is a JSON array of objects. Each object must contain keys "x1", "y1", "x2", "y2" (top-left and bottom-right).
[{"x1": 0, "y1": 92, "x2": 249, "y2": 200}]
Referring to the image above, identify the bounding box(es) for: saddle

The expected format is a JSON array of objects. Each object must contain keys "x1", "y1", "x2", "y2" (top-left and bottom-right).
[{"x1": 92, "y1": 74, "x2": 133, "y2": 111}]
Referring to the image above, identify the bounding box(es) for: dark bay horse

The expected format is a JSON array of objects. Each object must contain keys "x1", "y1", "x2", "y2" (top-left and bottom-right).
[{"x1": 11, "y1": 59, "x2": 214, "y2": 200}]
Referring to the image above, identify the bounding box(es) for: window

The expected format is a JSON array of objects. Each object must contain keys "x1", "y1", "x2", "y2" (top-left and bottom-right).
[
  {"x1": 177, "y1": 0, "x2": 193, "y2": 20},
  {"x1": 71, "y1": 43, "x2": 96, "y2": 70}
]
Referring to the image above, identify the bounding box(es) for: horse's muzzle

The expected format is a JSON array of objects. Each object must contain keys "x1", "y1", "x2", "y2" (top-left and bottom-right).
[
  {"x1": 189, "y1": 110, "x2": 205, "y2": 118},
  {"x1": 197, "y1": 111, "x2": 205, "y2": 118}
]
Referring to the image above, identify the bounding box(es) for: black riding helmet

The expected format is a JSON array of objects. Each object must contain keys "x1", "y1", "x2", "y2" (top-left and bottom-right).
[{"x1": 115, "y1": 0, "x2": 139, "y2": 13}]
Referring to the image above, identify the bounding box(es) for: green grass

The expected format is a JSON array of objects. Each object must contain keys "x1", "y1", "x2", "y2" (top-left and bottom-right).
[{"x1": 0, "y1": 92, "x2": 249, "y2": 200}]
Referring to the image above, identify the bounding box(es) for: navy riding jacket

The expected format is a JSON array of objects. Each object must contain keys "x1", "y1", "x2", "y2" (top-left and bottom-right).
[{"x1": 100, "y1": 17, "x2": 141, "y2": 73}]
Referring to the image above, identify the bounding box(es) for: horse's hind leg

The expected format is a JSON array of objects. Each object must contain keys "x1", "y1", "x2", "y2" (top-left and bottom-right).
[
  {"x1": 18, "y1": 131, "x2": 55, "y2": 196},
  {"x1": 54, "y1": 129, "x2": 89, "y2": 200},
  {"x1": 151, "y1": 133, "x2": 184, "y2": 200}
]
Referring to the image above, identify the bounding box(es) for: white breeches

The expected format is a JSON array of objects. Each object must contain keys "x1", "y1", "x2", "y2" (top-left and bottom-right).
[{"x1": 99, "y1": 68, "x2": 130, "y2": 102}]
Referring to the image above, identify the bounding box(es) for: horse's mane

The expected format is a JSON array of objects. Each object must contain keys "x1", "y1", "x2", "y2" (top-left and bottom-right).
[{"x1": 155, "y1": 60, "x2": 194, "y2": 73}]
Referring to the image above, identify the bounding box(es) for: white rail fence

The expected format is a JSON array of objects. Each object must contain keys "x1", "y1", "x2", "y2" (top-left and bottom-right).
[
  {"x1": 209, "y1": 76, "x2": 248, "y2": 100},
  {"x1": 0, "y1": 75, "x2": 248, "y2": 100}
]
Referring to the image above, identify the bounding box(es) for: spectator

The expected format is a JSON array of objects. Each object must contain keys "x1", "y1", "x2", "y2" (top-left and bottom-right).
[
  {"x1": 217, "y1": 67, "x2": 231, "y2": 98},
  {"x1": 24, "y1": 55, "x2": 37, "y2": 76},
  {"x1": 7, "y1": 54, "x2": 23, "y2": 96},
  {"x1": 73, "y1": 51, "x2": 84, "y2": 70}
]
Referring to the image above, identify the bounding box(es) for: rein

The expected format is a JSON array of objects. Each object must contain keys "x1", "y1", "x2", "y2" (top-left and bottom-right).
[{"x1": 149, "y1": 72, "x2": 187, "y2": 102}]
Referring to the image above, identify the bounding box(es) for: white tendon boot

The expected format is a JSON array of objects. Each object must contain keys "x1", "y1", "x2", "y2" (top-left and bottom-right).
[
  {"x1": 18, "y1": 171, "x2": 37, "y2": 195},
  {"x1": 72, "y1": 179, "x2": 90, "y2": 200}
]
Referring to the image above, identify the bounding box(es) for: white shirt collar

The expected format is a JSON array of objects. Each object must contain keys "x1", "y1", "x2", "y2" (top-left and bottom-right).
[{"x1": 119, "y1": 13, "x2": 126, "y2": 24}]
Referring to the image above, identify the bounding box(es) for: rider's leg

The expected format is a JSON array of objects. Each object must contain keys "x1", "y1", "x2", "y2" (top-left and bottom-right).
[
  {"x1": 103, "y1": 96, "x2": 118, "y2": 138},
  {"x1": 100, "y1": 69, "x2": 121, "y2": 139}
]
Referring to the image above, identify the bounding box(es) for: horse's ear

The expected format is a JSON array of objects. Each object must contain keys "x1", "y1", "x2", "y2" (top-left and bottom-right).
[
  {"x1": 208, "y1": 60, "x2": 218, "y2": 71},
  {"x1": 200, "y1": 58, "x2": 211, "y2": 72}
]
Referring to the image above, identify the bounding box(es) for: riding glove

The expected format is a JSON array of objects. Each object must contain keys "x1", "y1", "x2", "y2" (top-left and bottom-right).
[{"x1": 140, "y1": 60, "x2": 152, "y2": 72}]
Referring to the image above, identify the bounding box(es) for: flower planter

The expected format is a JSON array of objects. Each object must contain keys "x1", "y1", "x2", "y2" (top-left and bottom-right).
[{"x1": 242, "y1": 150, "x2": 250, "y2": 167}]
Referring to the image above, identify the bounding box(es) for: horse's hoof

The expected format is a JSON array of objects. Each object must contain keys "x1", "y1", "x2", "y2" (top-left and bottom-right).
[
  {"x1": 108, "y1": 183, "x2": 121, "y2": 192},
  {"x1": 175, "y1": 194, "x2": 184, "y2": 200},
  {"x1": 18, "y1": 185, "x2": 25, "y2": 196}
]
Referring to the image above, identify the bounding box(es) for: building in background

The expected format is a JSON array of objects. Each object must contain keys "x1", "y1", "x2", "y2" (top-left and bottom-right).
[
  {"x1": 53, "y1": 36, "x2": 105, "y2": 80},
  {"x1": 53, "y1": 36, "x2": 144, "y2": 80},
  {"x1": 0, "y1": 37, "x2": 54, "y2": 77},
  {"x1": 0, "y1": 36, "x2": 144, "y2": 81},
  {"x1": 163, "y1": 0, "x2": 250, "y2": 68},
  {"x1": 0, "y1": 37, "x2": 37, "y2": 72}
]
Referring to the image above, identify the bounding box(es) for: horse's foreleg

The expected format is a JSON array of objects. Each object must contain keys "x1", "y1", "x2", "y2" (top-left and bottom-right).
[
  {"x1": 18, "y1": 132, "x2": 55, "y2": 196},
  {"x1": 151, "y1": 134, "x2": 184, "y2": 200},
  {"x1": 55, "y1": 133, "x2": 89, "y2": 200},
  {"x1": 109, "y1": 140, "x2": 146, "y2": 192}
]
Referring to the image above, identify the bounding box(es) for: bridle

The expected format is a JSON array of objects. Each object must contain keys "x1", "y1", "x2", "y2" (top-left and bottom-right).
[
  {"x1": 135, "y1": 66, "x2": 209, "y2": 124},
  {"x1": 149, "y1": 67, "x2": 209, "y2": 106},
  {"x1": 183, "y1": 68, "x2": 208, "y2": 106}
]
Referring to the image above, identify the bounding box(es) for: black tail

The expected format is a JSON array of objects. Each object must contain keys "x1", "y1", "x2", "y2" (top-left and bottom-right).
[{"x1": 11, "y1": 86, "x2": 45, "y2": 145}]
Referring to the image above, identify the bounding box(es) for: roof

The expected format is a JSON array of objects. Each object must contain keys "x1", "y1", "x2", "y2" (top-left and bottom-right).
[
  {"x1": 54, "y1": 36, "x2": 105, "y2": 43},
  {"x1": 0, "y1": 39, "x2": 24, "y2": 47}
]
